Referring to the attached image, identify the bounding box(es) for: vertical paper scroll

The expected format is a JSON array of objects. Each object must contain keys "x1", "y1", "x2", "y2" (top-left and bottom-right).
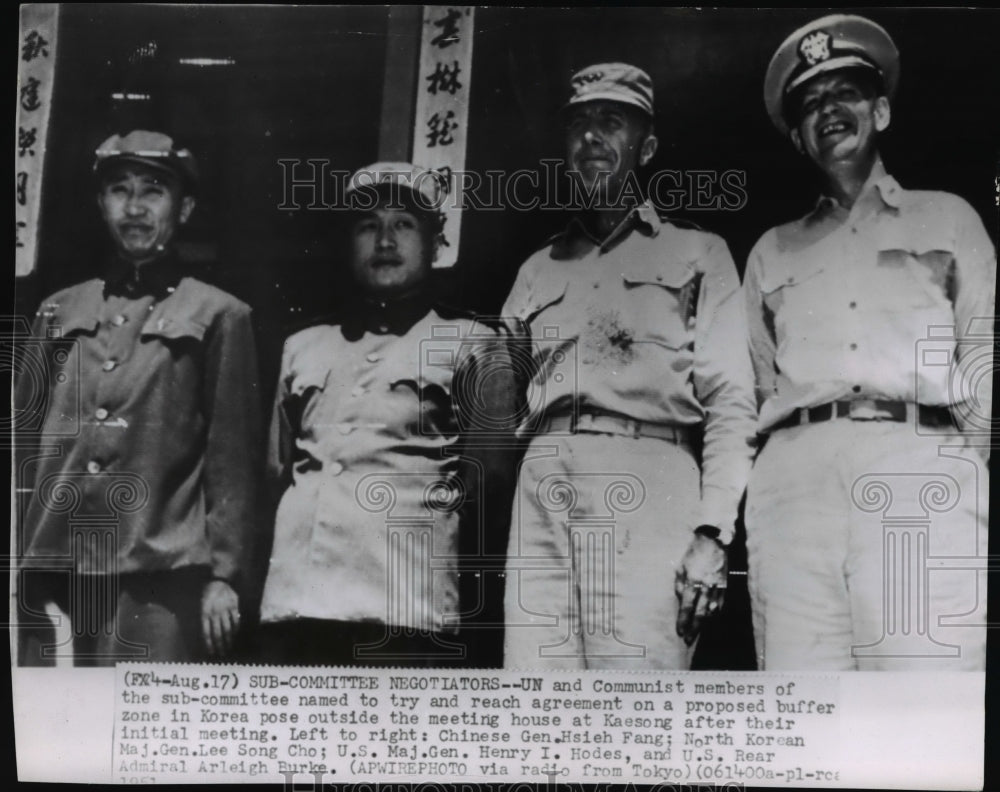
[
  {"x1": 411, "y1": 6, "x2": 475, "y2": 269},
  {"x1": 16, "y1": 4, "x2": 59, "y2": 277}
]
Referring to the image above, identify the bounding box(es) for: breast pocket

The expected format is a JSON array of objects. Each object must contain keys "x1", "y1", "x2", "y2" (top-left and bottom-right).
[
  {"x1": 760, "y1": 263, "x2": 827, "y2": 340},
  {"x1": 140, "y1": 314, "x2": 208, "y2": 343},
  {"x1": 387, "y1": 361, "x2": 455, "y2": 438},
  {"x1": 284, "y1": 367, "x2": 331, "y2": 438},
  {"x1": 621, "y1": 262, "x2": 700, "y2": 350},
  {"x1": 876, "y1": 237, "x2": 955, "y2": 309},
  {"x1": 520, "y1": 280, "x2": 568, "y2": 328}
]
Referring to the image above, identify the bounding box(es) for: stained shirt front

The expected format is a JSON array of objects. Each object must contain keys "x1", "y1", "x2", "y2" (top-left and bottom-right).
[
  {"x1": 744, "y1": 162, "x2": 996, "y2": 435},
  {"x1": 15, "y1": 260, "x2": 262, "y2": 588},
  {"x1": 260, "y1": 299, "x2": 513, "y2": 633},
  {"x1": 501, "y1": 202, "x2": 757, "y2": 540}
]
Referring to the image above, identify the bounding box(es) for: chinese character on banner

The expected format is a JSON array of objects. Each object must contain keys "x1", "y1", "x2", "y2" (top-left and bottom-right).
[
  {"x1": 412, "y1": 7, "x2": 474, "y2": 269},
  {"x1": 22, "y1": 29, "x2": 50, "y2": 61},
  {"x1": 425, "y1": 61, "x2": 463, "y2": 96},
  {"x1": 430, "y1": 9, "x2": 462, "y2": 49},
  {"x1": 19, "y1": 127, "x2": 38, "y2": 157},
  {"x1": 425, "y1": 111, "x2": 459, "y2": 148},
  {"x1": 15, "y1": 6, "x2": 58, "y2": 277}
]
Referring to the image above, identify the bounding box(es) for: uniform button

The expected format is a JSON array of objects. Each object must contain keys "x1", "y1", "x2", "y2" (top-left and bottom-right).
[
  {"x1": 330, "y1": 462, "x2": 344, "y2": 476},
  {"x1": 655, "y1": 275, "x2": 663, "y2": 282},
  {"x1": 95, "y1": 407, "x2": 109, "y2": 421},
  {"x1": 337, "y1": 423, "x2": 354, "y2": 435},
  {"x1": 849, "y1": 301, "x2": 857, "y2": 309},
  {"x1": 378, "y1": 324, "x2": 389, "y2": 333},
  {"x1": 365, "y1": 352, "x2": 380, "y2": 363},
  {"x1": 852, "y1": 385, "x2": 862, "y2": 393},
  {"x1": 849, "y1": 343, "x2": 858, "y2": 351},
  {"x1": 112, "y1": 314, "x2": 127, "y2": 326},
  {"x1": 851, "y1": 227, "x2": 858, "y2": 234},
  {"x1": 592, "y1": 282, "x2": 599, "y2": 289},
  {"x1": 86, "y1": 460, "x2": 101, "y2": 475},
  {"x1": 786, "y1": 276, "x2": 794, "y2": 284},
  {"x1": 351, "y1": 385, "x2": 366, "y2": 397},
  {"x1": 102, "y1": 359, "x2": 117, "y2": 372}
]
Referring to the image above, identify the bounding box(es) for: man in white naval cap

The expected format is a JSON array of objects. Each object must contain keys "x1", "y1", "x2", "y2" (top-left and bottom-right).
[
  {"x1": 256, "y1": 162, "x2": 518, "y2": 666},
  {"x1": 744, "y1": 15, "x2": 995, "y2": 669},
  {"x1": 501, "y1": 63, "x2": 757, "y2": 669}
]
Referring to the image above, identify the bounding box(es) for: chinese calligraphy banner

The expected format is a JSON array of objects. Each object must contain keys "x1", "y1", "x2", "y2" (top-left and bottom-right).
[
  {"x1": 16, "y1": 4, "x2": 58, "y2": 277},
  {"x1": 411, "y1": 6, "x2": 475, "y2": 269}
]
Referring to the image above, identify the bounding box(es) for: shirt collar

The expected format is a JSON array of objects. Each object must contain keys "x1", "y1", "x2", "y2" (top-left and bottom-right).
[
  {"x1": 809, "y1": 159, "x2": 901, "y2": 221},
  {"x1": 341, "y1": 287, "x2": 434, "y2": 338},
  {"x1": 557, "y1": 200, "x2": 661, "y2": 255},
  {"x1": 103, "y1": 253, "x2": 183, "y2": 300}
]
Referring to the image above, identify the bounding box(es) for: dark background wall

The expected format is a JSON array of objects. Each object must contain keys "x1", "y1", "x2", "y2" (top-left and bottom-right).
[{"x1": 14, "y1": 5, "x2": 999, "y2": 668}]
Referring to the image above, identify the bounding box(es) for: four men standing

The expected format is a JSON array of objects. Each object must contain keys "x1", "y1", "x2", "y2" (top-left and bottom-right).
[{"x1": 15, "y1": 16, "x2": 994, "y2": 671}]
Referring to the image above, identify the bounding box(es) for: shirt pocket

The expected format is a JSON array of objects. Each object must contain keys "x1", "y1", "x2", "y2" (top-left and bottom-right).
[
  {"x1": 875, "y1": 228, "x2": 954, "y2": 309},
  {"x1": 284, "y1": 365, "x2": 331, "y2": 439},
  {"x1": 520, "y1": 278, "x2": 568, "y2": 328},
  {"x1": 759, "y1": 261, "x2": 827, "y2": 339},
  {"x1": 621, "y1": 259, "x2": 699, "y2": 350},
  {"x1": 385, "y1": 355, "x2": 455, "y2": 437},
  {"x1": 140, "y1": 314, "x2": 208, "y2": 343}
]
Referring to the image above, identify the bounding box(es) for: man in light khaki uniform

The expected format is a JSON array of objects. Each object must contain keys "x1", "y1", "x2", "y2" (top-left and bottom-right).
[
  {"x1": 745, "y1": 15, "x2": 994, "y2": 670},
  {"x1": 502, "y1": 64, "x2": 757, "y2": 669}
]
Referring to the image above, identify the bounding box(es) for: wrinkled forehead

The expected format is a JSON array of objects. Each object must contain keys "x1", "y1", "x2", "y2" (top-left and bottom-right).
[{"x1": 565, "y1": 98, "x2": 640, "y2": 122}]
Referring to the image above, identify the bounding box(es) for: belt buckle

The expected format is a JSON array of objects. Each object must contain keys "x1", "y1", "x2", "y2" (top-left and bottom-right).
[{"x1": 848, "y1": 399, "x2": 880, "y2": 421}]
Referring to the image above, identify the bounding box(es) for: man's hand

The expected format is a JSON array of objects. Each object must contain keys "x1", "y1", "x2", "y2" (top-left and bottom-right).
[
  {"x1": 201, "y1": 579, "x2": 240, "y2": 657},
  {"x1": 674, "y1": 532, "x2": 728, "y2": 646}
]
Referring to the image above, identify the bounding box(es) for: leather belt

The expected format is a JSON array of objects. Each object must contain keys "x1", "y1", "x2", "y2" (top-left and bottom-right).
[
  {"x1": 769, "y1": 400, "x2": 955, "y2": 433},
  {"x1": 540, "y1": 410, "x2": 693, "y2": 445}
]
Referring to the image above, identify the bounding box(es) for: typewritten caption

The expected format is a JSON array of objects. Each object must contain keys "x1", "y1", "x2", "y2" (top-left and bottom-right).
[{"x1": 112, "y1": 665, "x2": 840, "y2": 784}]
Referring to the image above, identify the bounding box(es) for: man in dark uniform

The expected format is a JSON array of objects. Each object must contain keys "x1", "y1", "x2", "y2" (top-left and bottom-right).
[
  {"x1": 501, "y1": 64, "x2": 757, "y2": 669},
  {"x1": 15, "y1": 130, "x2": 262, "y2": 665},
  {"x1": 745, "y1": 15, "x2": 994, "y2": 669},
  {"x1": 256, "y1": 162, "x2": 518, "y2": 666}
]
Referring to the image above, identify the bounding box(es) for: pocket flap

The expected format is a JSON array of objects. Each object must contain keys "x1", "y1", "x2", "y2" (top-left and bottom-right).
[
  {"x1": 522, "y1": 279, "x2": 568, "y2": 324},
  {"x1": 622, "y1": 256, "x2": 697, "y2": 289},
  {"x1": 140, "y1": 313, "x2": 208, "y2": 341},
  {"x1": 759, "y1": 260, "x2": 826, "y2": 295}
]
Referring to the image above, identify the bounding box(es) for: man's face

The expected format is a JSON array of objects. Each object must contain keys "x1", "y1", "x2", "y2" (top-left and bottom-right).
[
  {"x1": 565, "y1": 100, "x2": 657, "y2": 203},
  {"x1": 349, "y1": 205, "x2": 433, "y2": 298},
  {"x1": 790, "y1": 71, "x2": 890, "y2": 168},
  {"x1": 97, "y1": 163, "x2": 194, "y2": 265}
]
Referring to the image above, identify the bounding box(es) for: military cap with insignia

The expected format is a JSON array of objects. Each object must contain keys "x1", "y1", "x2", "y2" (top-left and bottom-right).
[
  {"x1": 94, "y1": 130, "x2": 199, "y2": 190},
  {"x1": 764, "y1": 14, "x2": 899, "y2": 135},
  {"x1": 565, "y1": 62, "x2": 654, "y2": 118},
  {"x1": 346, "y1": 161, "x2": 447, "y2": 211},
  {"x1": 344, "y1": 160, "x2": 448, "y2": 236}
]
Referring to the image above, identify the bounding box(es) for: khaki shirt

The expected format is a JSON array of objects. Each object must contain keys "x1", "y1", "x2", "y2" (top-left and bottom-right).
[
  {"x1": 15, "y1": 260, "x2": 262, "y2": 589},
  {"x1": 260, "y1": 298, "x2": 516, "y2": 633},
  {"x1": 502, "y1": 202, "x2": 757, "y2": 542},
  {"x1": 744, "y1": 162, "x2": 996, "y2": 435}
]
